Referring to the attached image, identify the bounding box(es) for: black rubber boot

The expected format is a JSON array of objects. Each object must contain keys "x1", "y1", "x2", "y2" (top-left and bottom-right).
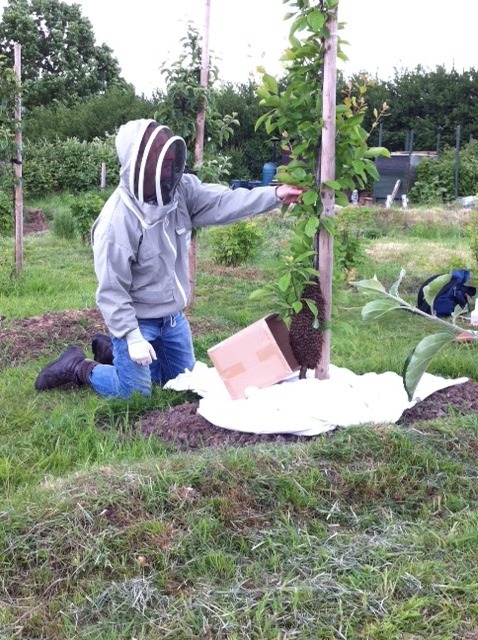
[
  {"x1": 35, "y1": 346, "x2": 97, "y2": 391},
  {"x1": 92, "y1": 333, "x2": 114, "y2": 365}
]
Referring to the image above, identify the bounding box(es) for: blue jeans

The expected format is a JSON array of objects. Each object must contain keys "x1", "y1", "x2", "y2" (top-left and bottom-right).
[{"x1": 89, "y1": 312, "x2": 195, "y2": 399}]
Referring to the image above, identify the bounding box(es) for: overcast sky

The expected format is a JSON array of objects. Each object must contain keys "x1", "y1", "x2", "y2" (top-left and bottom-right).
[{"x1": 0, "y1": 0, "x2": 476, "y2": 96}]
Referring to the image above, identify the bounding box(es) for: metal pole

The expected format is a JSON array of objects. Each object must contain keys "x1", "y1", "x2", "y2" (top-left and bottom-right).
[
  {"x1": 455, "y1": 124, "x2": 461, "y2": 199},
  {"x1": 406, "y1": 129, "x2": 414, "y2": 192}
]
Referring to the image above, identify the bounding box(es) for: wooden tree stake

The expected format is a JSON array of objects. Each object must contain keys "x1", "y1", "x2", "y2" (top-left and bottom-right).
[
  {"x1": 188, "y1": 0, "x2": 211, "y2": 309},
  {"x1": 315, "y1": 9, "x2": 338, "y2": 380}
]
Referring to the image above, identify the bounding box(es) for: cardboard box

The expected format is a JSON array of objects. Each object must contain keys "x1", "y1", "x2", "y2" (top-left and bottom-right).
[{"x1": 207, "y1": 313, "x2": 300, "y2": 400}]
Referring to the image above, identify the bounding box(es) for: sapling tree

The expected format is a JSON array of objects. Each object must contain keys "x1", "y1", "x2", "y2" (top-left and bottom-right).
[
  {"x1": 153, "y1": 23, "x2": 239, "y2": 183},
  {"x1": 352, "y1": 270, "x2": 478, "y2": 400},
  {"x1": 251, "y1": 0, "x2": 389, "y2": 375},
  {"x1": 153, "y1": 21, "x2": 240, "y2": 308}
]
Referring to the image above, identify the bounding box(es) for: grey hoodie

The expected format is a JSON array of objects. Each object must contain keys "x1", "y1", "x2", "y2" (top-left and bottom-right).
[{"x1": 91, "y1": 119, "x2": 281, "y2": 339}]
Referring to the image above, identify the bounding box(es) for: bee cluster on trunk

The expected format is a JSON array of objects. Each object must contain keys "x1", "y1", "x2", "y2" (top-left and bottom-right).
[{"x1": 288, "y1": 277, "x2": 325, "y2": 379}]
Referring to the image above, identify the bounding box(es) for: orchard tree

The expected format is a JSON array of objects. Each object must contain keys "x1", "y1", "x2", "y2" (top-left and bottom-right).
[
  {"x1": 252, "y1": 0, "x2": 389, "y2": 378},
  {"x1": 153, "y1": 22, "x2": 239, "y2": 180},
  {"x1": 0, "y1": 0, "x2": 128, "y2": 109}
]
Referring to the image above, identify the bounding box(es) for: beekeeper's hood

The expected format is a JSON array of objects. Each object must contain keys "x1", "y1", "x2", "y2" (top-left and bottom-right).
[{"x1": 115, "y1": 119, "x2": 187, "y2": 227}]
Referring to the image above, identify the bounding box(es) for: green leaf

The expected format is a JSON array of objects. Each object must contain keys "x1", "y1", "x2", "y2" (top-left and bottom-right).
[
  {"x1": 403, "y1": 332, "x2": 456, "y2": 401},
  {"x1": 278, "y1": 272, "x2": 291, "y2": 292},
  {"x1": 304, "y1": 216, "x2": 319, "y2": 237},
  {"x1": 389, "y1": 268, "x2": 406, "y2": 297},
  {"x1": 306, "y1": 9, "x2": 326, "y2": 32},
  {"x1": 262, "y1": 74, "x2": 278, "y2": 94},
  {"x1": 336, "y1": 105, "x2": 349, "y2": 114},
  {"x1": 275, "y1": 172, "x2": 297, "y2": 185},
  {"x1": 254, "y1": 112, "x2": 270, "y2": 131},
  {"x1": 249, "y1": 288, "x2": 267, "y2": 300},
  {"x1": 350, "y1": 276, "x2": 386, "y2": 293},
  {"x1": 335, "y1": 191, "x2": 350, "y2": 207},
  {"x1": 361, "y1": 299, "x2": 402, "y2": 321},
  {"x1": 304, "y1": 298, "x2": 319, "y2": 319},
  {"x1": 320, "y1": 215, "x2": 335, "y2": 235},
  {"x1": 291, "y1": 167, "x2": 307, "y2": 180},
  {"x1": 323, "y1": 180, "x2": 342, "y2": 189},
  {"x1": 256, "y1": 87, "x2": 271, "y2": 101},
  {"x1": 352, "y1": 160, "x2": 365, "y2": 174},
  {"x1": 302, "y1": 189, "x2": 318, "y2": 206},
  {"x1": 365, "y1": 147, "x2": 391, "y2": 158}
]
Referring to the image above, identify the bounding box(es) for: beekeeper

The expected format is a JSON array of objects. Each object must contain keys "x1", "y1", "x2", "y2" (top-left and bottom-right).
[{"x1": 35, "y1": 118, "x2": 303, "y2": 398}]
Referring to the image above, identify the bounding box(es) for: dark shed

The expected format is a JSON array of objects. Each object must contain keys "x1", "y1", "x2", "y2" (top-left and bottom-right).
[{"x1": 373, "y1": 152, "x2": 436, "y2": 203}]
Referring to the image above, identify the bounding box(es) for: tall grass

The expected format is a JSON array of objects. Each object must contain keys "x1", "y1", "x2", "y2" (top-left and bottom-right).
[{"x1": 1, "y1": 201, "x2": 478, "y2": 638}]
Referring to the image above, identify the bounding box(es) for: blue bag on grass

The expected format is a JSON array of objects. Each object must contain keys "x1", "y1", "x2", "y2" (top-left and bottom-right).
[{"x1": 417, "y1": 269, "x2": 476, "y2": 317}]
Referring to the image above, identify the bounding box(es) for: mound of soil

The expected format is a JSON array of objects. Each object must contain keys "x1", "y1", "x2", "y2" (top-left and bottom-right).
[
  {"x1": 3, "y1": 308, "x2": 477, "y2": 451},
  {"x1": 136, "y1": 379, "x2": 478, "y2": 451},
  {"x1": 138, "y1": 401, "x2": 305, "y2": 450}
]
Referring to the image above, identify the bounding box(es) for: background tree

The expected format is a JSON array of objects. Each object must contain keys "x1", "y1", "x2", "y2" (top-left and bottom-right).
[
  {"x1": 252, "y1": 0, "x2": 388, "y2": 332},
  {"x1": 0, "y1": 0, "x2": 128, "y2": 109},
  {"x1": 0, "y1": 51, "x2": 17, "y2": 160},
  {"x1": 0, "y1": 51, "x2": 18, "y2": 235},
  {"x1": 361, "y1": 65, "x2": 478, "y2": 152},
  {"x1": 215, "y1": 80, "x2": 274, "y2": 180}
]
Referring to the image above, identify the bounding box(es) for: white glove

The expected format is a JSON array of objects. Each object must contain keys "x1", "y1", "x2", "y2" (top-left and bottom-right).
[{"x1": 125, "y1": 328, "x2": 157, "y2": 366}]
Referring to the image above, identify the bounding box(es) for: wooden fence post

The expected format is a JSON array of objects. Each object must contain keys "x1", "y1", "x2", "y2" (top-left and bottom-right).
[
  {"x1": 100, "y1": 162, "x2": 106, "y2": 190},
  {"x1": 14, "y1": 42, "x2": 23, "y2": 277}
]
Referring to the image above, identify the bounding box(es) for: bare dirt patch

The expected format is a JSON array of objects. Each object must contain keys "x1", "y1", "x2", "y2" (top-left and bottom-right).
[
  {"x1": 23, "y1": 209, "x2": 49, "y2": 234},
  {"x1": 2, "y1": 308, "x2": 477, "y2": 451},
  {"x1": 0, "y1": 308, "x2": 108, "y2": 368}
]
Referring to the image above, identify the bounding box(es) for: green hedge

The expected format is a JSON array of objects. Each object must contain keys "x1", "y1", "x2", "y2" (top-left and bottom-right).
[
  {"x1": 21, "y1": 136, "x2": 119, "y2": 197},
  {"x1": 410, "y1": 139, "x2": 478, "y2": 204}
]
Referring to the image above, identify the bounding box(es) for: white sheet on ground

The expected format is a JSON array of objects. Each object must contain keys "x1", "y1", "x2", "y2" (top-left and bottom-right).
[{"x1": 164, "y1": 362, "x2": 468, "y2": 436}]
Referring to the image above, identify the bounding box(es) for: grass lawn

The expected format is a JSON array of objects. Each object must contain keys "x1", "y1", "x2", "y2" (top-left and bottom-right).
[{"x1": 1, "y1": 201, "x2": 478, "y2": 639}]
